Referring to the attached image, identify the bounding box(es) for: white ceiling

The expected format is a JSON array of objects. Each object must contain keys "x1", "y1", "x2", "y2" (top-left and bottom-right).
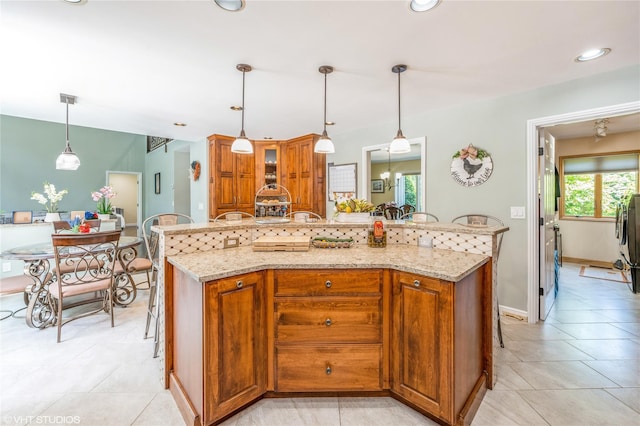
[{"x1": 1, "y1": 0, "x2": 639, "y2": 144}]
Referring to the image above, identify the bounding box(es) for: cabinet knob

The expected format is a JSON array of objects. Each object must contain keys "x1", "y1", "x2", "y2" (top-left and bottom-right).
[
  {"x1": 236, "y1": 280, "x2": 243, "y2": 288},
  {"x1": 326, "y1": 364, "x2": 332, "y2": 375},
  {"x1": 325, "y1": 280, "x2": 332, "y2": 288},
  {"x1": 413, "y1": 279, "x2": 420, "y2": 287},
  {"x1": 325, "y1": 318, "x2": 332, "y2": 326}
]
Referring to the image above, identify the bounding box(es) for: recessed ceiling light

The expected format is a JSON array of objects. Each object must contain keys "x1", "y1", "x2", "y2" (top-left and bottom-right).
[
  {"x1": 173, "y1": 122, "x2": 187, "y2": 127},
  {"x1": 230, "y1": 105, "x2": 243, "y2": 111},
  {"x1": 62, "y1": 0, "x2": 87, "y2": 4},
  {"x1": 575, "y1": 48, "x2": 611, "y2": 62},
  {"x1": 410, "y1": 0, "x2": 440, "y2": 12},
  {"x1": 214, "y1": 0, "x2": 244, "y2": 12}
]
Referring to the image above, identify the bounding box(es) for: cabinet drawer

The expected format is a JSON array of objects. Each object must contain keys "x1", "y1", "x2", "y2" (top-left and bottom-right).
[
  {"x1": 275, "y1": 269, "x2": 382, "y2": 296},
  {"x1": 275, "y1": 297, "x2": 382, "y2": 343},
  {"x1": 275, "y1": 345, "x2": 382, "y2": 391}
]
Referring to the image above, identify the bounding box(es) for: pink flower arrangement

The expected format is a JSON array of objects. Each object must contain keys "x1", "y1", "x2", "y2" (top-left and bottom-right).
[{"x1": 91, "y1": 186, "x2": 117, "y2": 214}]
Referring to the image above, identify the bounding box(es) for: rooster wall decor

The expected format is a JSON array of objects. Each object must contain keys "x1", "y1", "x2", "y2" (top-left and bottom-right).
[{"x1": 450, "y1": 144, "x2": 493, "y2": 187}]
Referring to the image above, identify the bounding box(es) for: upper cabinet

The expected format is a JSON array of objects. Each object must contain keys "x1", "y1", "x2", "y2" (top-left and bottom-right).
[
  {"x1": 282, "y1": 134, "x2": 326, "y2": 218},
  {"x1": 209, "y1": 133, "x2": 326, "y2": 220},
  {"x1": 208, "y1": 134, "x2": 255, "y2": 218},
  {"x1": 254, "y1": 141, "x2": 283, "y2": 194}
]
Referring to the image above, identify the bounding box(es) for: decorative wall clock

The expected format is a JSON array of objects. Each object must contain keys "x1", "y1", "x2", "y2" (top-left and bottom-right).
[{"x1": 450, "y1": 144, "x2": 493, "y2": 187}]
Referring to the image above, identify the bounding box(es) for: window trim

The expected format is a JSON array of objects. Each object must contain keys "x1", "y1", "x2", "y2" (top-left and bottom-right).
[{"x1": 559, "y1": 150, "x2": 639, "y2": 220}]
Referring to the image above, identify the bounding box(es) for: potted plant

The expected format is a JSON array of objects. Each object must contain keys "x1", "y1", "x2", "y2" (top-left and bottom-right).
[
  {"x1": 30, "y1": 181, "x2": 68, "y2": 222},
  {"x1": 92, "y1": 186, "x2": 117, "y2": 220}
]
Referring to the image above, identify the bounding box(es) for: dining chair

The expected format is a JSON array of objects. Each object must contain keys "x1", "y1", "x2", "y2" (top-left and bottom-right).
[
  {"x1": 142, "y1": 213, "x2": 195, "y2": 357},
  {"x1": 399, "y1": 212, "x2": 439, "y2": 222},
  {"x1": 451, "y1": 213, "x2": 505, "y2": 348},
  {"x1": 212, "y1": 211, "x2": 256, "y2": 222},
  {"x1": 383, "y1": 206, "x2": 402, "y2": 220},
  {"x1": 50, "y1": 230, "x2": 121, "y2": 342},
  {"x1": 398, "y1": 204, "x2": 416, "y2": 216},
  {"x1": 287, "y1": 211, "x2": 322, "y2": 222},
  {"x1": 0, "y1": 274, "x2": 32, "y2": 320}
]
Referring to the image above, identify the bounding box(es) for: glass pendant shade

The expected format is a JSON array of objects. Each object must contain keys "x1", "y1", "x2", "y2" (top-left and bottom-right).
[
  {"x1": 231, "y1": 129, "x2": 253, "y2": 154},
  {"x1": 389, "y1": 130, "x2": 411, "y2": 154},
  {"x1": 315, "y1": 130, "x2": 335, "y2": 154},
  {"x1": 56, "y1": 141, "x2": 81, "y2": 170}
]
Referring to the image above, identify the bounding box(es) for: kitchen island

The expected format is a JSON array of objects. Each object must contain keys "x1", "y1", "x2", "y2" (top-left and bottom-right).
[{"x1": 159, "y1": 219, "x2": 507, "y2": 426}]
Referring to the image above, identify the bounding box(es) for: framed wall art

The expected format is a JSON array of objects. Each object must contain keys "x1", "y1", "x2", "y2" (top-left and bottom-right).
[{"x1": 371, "y1": 179, "x2": 384, "y2": 193}]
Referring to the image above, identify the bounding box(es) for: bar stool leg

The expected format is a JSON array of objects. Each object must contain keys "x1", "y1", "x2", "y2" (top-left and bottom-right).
[{"x1": 497, "y1": 302, "x2": 504, "y2": 348}]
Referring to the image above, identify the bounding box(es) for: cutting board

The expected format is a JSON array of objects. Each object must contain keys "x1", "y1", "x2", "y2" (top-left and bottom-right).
[{"x1": 252, "y1": 236, "x2": 311, "y2": 252}]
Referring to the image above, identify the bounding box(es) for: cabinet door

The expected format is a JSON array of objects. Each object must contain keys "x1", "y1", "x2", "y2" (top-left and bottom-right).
[
  {"x1": 235, "y1": 151, "x2": 255, "y2": 210},
  {"x1": 204, "y1": 271, "x2": 266, "y2": 424},
  {"x1": 391, "y1": 271, "x2": 454, "y2": 424},
  {"x1": 216, "y1": 139, "x2": 237, "y2": 210},
  {"x1": 285, "y1": 142, "x2": 300, "y2": 207},
  {"x1": 297, "y1": 138, "x2": 314, "y2": 211}
]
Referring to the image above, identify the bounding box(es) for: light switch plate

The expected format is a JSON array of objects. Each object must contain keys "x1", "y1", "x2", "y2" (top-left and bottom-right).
[
  {"x1": 2, "y1": 262, "x2": 11, "y2": 272},
  {"x1": 510, "y1": 206, "x2": 525, "y2": 219}
]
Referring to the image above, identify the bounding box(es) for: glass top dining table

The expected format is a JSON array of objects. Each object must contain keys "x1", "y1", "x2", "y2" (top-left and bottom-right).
[{"x1": 0, "y1": 235, "x2": 144, "y2": 328}]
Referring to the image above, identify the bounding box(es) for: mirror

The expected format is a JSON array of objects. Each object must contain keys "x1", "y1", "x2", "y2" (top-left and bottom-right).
[{"x1": 361, "y1": 136, "x2": 426, "y2": 212}]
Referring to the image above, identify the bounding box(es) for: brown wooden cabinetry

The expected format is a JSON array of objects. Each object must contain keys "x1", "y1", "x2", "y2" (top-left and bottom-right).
[
  {"x1": 169, "y1": 268, "x2": 266, "y2": 425},
  {"x1": 208, "y1": 134, "x2": 255, "y2": 218},
  {"x1": 391, "y1": 268, "x2": 489, "y2": 425},
  {"x1": 273, "y1": 269, "x2": 386, "y2": 392},
  {"x1": 282, "y1": 134, "x2": 326, "y2": 217},
  {"x1": 167, "y1": 263, "x2": 490, "y2": 425}
]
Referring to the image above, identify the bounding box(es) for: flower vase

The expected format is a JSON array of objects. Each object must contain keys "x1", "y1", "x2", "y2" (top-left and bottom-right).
[
  {"x1": 44, "y1": 212, "x2": 61, "y2": 222},
  {"x1": 97, "y1": 214, "x2": 111, "y2": 221}
]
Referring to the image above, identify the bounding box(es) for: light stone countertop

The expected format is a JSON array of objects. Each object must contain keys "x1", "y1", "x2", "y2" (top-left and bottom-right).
[
  {"x1": 155, "y1": 218, "x2": 508, "y2": 237},
  {"x1": 167, "y1": 244, "x2": 489, "y2": 284}
]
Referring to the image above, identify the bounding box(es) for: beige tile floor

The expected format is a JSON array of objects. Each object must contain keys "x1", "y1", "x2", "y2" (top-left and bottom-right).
[{"x1": 1, "y1": 263, "x2": 639, "y2": 425}]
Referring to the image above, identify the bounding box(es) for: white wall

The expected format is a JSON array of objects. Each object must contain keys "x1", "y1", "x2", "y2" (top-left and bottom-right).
[{"x1": 325, "y1": 65, "x2": 640, "y2": 313}]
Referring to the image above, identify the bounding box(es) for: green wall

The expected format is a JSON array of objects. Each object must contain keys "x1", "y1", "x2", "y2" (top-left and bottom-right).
[{"x1": 0, "y1": 115, "x2": 146, "y2": 215}]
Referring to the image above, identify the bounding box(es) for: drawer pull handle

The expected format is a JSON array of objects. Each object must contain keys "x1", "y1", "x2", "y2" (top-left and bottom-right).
[
  {"x1": 413, "y1": 279, "x2": 420, "y2": 287},
  {"x1": 325, "y1": 280, "x2": 332, "y2": 288},
  {"x1": 325, "y1": 318, "x2": 332, "y2": 326},
  {"x1": 236, "y1": 280, "x2": 243, "y2": 288},
  {"x1": 326, "y1": 364, "x2": 332, "y2": 375}
]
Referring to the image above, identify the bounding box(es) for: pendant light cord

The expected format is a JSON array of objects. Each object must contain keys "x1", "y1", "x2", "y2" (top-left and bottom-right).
[
  {"x1": 397, "y1": 70, "x2": 401, "y2": 133},
  {"x1": 241, "y1": 69, "x2": 246, "y2": 132},
  {"x1": 323, "y1": 72, "x2": 328, "y2": 133},
  {"x1": 65, "y1": 100, "x2": 69, "y2": 144}
]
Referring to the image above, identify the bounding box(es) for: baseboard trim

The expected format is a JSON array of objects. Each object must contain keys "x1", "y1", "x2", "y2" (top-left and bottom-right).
[
  {"x1": 562, "y1": 257, "x2": 613, "y2": 269},
  {"x1": 499, "y1": 305, "x2": 528, "y2": 322}
]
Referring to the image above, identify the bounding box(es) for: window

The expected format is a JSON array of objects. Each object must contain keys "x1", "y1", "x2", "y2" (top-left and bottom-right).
[
  {"x1": 395, "y1": 174, "x2": 422, "y2": 211},
  {"x1": 561, "y1": 152, "x2": 639, "y2": 219}
]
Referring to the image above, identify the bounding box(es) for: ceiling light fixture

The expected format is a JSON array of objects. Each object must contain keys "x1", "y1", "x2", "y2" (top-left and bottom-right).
[
  {"x1": 380, "y1": 148, "x2": 402, "y2": 191},
  {"x1": 314, "y1": 65, "x2": 335, "y2": 154},
  {"x1": 213, "y1": 0, "x2": 244, "y2": 12},
  {"x1": 56, "y1": 93, "x2": 81, "y2": 171},
  {"x1": 231, "y1": 64, "x2": 253, "y2": 154},
  {"x1": 389, "y1": 64, "x2": 411, "y2": 154},
  {"x1": 173, "y1": 122, "x2": 187, "y2": 127},
  {"x1": 410, "y1": 0, "x2": 440, "y2": 12},
  {"x1": 575, "y1": 48, "x2": 611, "y2": 62}
]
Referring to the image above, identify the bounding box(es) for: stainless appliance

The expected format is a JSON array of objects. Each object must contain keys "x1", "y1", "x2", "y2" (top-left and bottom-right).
[{"x1": 616, "y1": 193, "x2": 640, "y2": 293}]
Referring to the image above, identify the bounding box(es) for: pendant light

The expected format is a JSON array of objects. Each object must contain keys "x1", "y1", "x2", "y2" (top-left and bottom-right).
[
  {"x1": 389, "y1": 64, "x2": 411, "y2": 154},
  {"x1": 314, "y1": 65, "x2": 335, "y2": 154},
  {"x1": 231, "y1": 64, "x2": 253, "y2": 154},
  {"x1": 56, "y1": 93, "x2": 81, "y2": 170}
]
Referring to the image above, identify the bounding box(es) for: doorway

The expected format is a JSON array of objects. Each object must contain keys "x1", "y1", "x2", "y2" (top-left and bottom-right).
[
  {"x1": 526, "y1": 101, "x2": 640, "y2": 323},
  {"x1": 106, "y1": 171, "x2": 142, "y2": 237},
  {"x1": 361, "y1": 137, "x2": 426, "y2": 208}
]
